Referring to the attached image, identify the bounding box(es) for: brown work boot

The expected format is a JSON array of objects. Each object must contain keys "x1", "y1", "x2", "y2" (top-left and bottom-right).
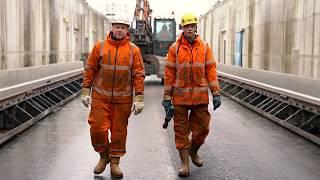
[
  {"x1": 178, "y1": 149, "x2": 190, "y2": 177},
  {"x1": 189, "y1": 143, "x2": 203, "y2": 167},
  {"x1": 93, "y1": 150, "x2": 110, "y2": 174},
  {"x1": 110, "y1": 157, "x2": 123, "y2": 178}
]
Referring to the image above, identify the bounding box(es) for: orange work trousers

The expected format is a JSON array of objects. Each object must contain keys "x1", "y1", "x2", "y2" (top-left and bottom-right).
[
  {"x1": 88, "y1": 98, "x2": 132, "y2": 157},
  {"x1": 173, "y1": 104, "x2": 211, "y2": 149}
]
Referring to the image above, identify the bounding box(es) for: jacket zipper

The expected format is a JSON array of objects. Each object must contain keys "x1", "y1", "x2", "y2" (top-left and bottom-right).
[
  {"x1": 190, "y1": 46, "x2": 194, "y2": 93},
  {"x1": 111, "y1": 44, "x2": 119, "y2": 102}
]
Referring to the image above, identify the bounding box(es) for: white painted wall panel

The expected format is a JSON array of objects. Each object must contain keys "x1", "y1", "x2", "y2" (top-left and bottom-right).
[
  {"x1": 199, "y1": 0, "x2": 319, "y2": 79},
  {"x1": 0, "y1": 0, "x2": 110, "y2": 70}
]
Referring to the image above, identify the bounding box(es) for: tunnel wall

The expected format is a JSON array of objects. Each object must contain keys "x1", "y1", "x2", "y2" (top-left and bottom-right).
[
  {"x1": 199, "y1": 0, "x2": 320, "y2": 80},
  {"x1": 0, "y1": 0, "x2": 111, "y2": 70}
]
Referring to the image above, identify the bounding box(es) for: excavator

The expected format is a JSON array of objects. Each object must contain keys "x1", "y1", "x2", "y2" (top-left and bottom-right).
[{"x1": 129, "y1": 0, "x2": 176, "y2": 83}]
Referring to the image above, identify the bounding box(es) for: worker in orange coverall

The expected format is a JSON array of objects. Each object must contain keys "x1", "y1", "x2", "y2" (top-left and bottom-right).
[
  {"x1": 162, "y1": 12, "x2": 221, "y2": 177},
  {"x1": 81, "y1": 16, "x2": 145, "y2": 178}
]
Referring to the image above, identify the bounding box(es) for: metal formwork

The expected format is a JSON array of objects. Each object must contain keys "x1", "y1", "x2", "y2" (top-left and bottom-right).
[
  {"x1": 219, "y1": 72, "x2": 320, "y2": 145},
  {"x1": 0, "y1": 75, "x2": 82, "y2": 145}
]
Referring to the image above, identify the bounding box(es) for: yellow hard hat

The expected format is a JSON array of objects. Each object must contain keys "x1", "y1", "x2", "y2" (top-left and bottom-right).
[{"x1": 181, "y1": 13, "x2": 198, "y2": 26}]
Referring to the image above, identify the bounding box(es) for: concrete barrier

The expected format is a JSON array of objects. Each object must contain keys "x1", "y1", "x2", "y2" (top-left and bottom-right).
[
  {"x1": 218, "y1": 64, "x2": 320, "y2": 98},
  {"x1": 0, "y1": 62, "x2": 83, "y2": 88}
]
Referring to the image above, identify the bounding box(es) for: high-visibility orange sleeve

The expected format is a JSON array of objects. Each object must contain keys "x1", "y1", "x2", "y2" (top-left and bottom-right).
[
  {"x1": 132, "y1": 46, "x2": 145, "y2": 95},
  {"x1": 83, "y1": 42, "x2": 101, "y2": 88},
  {"x1": 163, "y1": 43, "x2": 177, "y2": 98},
  {"x1": 204, "y1": 44, "x2": 220, "y2": 95}
]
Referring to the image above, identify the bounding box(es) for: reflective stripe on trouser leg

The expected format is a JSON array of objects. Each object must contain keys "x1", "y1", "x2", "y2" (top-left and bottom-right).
[
  {"x1": 190, "y1": 104, "x2": 210, "y2": 145},
  {"x1": 174, "y1": 105, "x2": 191, "y2": 149},
  {"x1": 110, "y1": 103, "x2": 132, "y2": 157},
  {"x1": 88, "y1": 99, "x2": 112, "y2": 153}
]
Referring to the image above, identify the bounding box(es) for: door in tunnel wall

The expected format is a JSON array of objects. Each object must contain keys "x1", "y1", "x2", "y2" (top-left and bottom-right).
[
  {"x1": 219, "y1": 31, "x2": 226, "y2": 64},
  {"x1": 235, "y1": 31, "x2": 244, "y2": 66},
  {"x1": 0, "y1": 2, "x2": 4, "y2": 69}
]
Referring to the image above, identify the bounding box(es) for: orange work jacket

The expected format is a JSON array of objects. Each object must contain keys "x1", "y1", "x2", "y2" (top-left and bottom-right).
[
  {"x1": 83, "y1": 32, "x2": 145, "y2": 103},
  {"x1": 164, "y1": 34, "x2": 220, "y2": 105}
]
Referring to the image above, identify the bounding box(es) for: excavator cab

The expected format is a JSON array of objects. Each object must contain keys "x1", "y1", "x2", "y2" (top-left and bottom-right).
[
  {"x1": 153, "y1": 18, "x2": 176, "y2": 56},
  {"x1": 129, "y1": 0, "x2": 176, "y2": 78}
]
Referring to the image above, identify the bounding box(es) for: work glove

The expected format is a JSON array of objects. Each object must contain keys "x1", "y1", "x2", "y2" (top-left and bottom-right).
[
  {"x1": 81, "y1": 88, "x2": 91, "y2": 108},
  {"x1": 133, "y1": 95, "x2": 144, "y2": 115},
  {"x1": 162, "y1": 99, "x2": 173, "y2": 112},
  {"x1": 212, "y1": 95, "x2": 221, "y2": 111},
  {"x1": 162, "y1": 99, "x2": 174, "y2": 129}
]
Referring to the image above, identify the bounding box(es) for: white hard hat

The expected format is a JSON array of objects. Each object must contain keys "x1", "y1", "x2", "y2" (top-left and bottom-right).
[{"x1": 111, "y1": 16, "x2": 130, "y2": 26}]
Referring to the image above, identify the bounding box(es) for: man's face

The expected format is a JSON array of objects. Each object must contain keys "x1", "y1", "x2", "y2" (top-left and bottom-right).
[
  {"x1": 112, "y1": 23, "x2": 129, "y2": 39},
  {"x1": 182, "y1": 23, "x2": 197, "y2": 38}
]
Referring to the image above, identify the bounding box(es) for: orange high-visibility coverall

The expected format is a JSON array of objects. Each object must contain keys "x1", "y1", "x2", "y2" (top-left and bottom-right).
[
  {"x1": 83, "y1": 32, "x2": 145, "y2": 157},
  {"x1": 164, "y1": 34, "x2": 220, "y2": 149}
]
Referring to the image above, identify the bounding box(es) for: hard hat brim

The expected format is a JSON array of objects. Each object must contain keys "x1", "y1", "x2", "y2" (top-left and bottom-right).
[
  {"x1": 181, "y1": 22, "x2": 197, "y2": 26},
  {"x1": 112, "y1": 22, "x2": 130, "y2": 27}
]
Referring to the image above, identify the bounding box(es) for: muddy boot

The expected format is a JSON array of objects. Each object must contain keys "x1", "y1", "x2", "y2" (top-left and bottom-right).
[
  {"x1": 94, "y1": 150, "x2": 110, "y2": 174},
  {"x1": 110, "y1": 157, "x2": 123, "y2": 178},
  {"x1": 189, "y1": 143, "x2": 203, "y2": 167},
  {"x1": 178, "y1": 149, "x2": 190, "y2": 177}
]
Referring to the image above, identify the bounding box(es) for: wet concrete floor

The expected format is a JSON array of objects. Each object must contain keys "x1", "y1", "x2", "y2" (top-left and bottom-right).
[{"x1": 0, "y1": 76, "x2": 320, "y2": 180}]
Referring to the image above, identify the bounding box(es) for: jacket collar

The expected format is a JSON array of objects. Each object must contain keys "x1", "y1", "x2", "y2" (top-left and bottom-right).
[
  {"x1": 178, "y1": 33, "x2": 201, "y2": 47},
  {"x1": 107, "y1": 32, "x2": 131, "y2": 46}
]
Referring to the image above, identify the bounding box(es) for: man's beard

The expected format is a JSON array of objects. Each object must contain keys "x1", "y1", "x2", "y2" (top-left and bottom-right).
[{"x1": 111, "y1": 32, "x2": 125, "y2": 41}]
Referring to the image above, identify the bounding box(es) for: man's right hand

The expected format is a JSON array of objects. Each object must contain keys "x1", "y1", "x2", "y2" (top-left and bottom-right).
[
  {"x1": 81, "y1": 88, "x2": 91, "y2": 108},
  {"x1": 162, "y1": 99, "x2": 175, "y2": 128},
  {"x1": 212, "y1": 95, "x2": 221, "y2": 111},
  {"x1": 162, "y1": 99, "x2": 173, "y2": 112}
]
